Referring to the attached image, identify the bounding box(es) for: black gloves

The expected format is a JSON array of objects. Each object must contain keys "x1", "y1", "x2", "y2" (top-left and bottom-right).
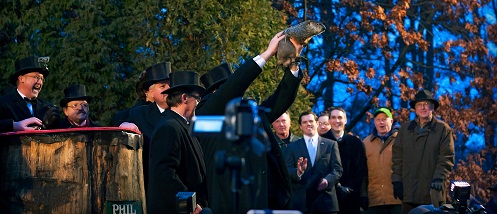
[
  {"x1": 42, "y1": 105, "x2": 61, "y2": 129},
  {"x1": 336, "y1": 183, "x2": 353, "y2": 198},
  {"x1": 430, "y1": 178, "x2": 444, "y2": 191},
  {"x1": 360, "y1": 196, "x2": 369, "y2": 211},
  {"x1": 393, "y1": 181, "x2": 403, "y2": 200}
]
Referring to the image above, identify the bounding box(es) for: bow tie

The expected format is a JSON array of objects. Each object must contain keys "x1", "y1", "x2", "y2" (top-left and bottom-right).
[{"x1": 24, "y1": 97, "x2": 37, "y2": 103}]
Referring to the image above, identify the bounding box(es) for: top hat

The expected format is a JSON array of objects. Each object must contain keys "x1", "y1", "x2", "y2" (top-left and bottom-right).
[
  {"x1": 10, "y1": 56, "x2": 50, "y2": 85},
  {"x1": 60, "y1": 84, "x2": 93, "y2": 107},
  {"x1": 410, "y1": 89, "x2": 440, "y2": 110},
  {"x1": 374, "y1": 107, "x2": 392, "y2": 118},
  {"x1": 200, "y1": 63, "x2": 233, "y2": 96},
  {"x1": 161, "y1": 71, "x2": 205, "y2": 95},
  {"x1": 141, "y1": 62, "x2": 172, "y2": 90}
]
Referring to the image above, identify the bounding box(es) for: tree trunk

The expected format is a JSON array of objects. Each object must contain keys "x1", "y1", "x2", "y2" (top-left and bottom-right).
[{"x1": 0, "y1": 128, "x2": 145, "y2": 214}]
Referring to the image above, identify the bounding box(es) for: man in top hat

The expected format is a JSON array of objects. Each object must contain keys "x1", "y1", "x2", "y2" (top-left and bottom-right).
[
  {"x1": 110, "y1": 67, "x2": 155, "y2": 126},
  {"x1": 58, "y1": 84, "x2": 99, "y2": 128},
  {"x1": 361, "y1": 107, "x2": 401, "y2": 214},
  {"x1": 195, "y1": 31, "x2": 304, "y2": 213},
  {"x1": 147, "y1": 70, "x2": 206, "y2": 213},
  {"x1": 0, "y1": 56, "x2": 60, "y2": 132},
  {"x1": 118, "y1": 62, "x2": 172, "y2": 191},
  {"x1": 392, "y1": 89, "x2": 455, "y2": 214}
]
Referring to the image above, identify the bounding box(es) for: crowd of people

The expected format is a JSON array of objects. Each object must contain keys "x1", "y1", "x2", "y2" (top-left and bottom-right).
[{"x1": 2, "y1": 30, "x2": 480, "y2": 214}]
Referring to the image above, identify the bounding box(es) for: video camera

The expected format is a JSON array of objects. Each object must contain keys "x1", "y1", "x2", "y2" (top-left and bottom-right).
[
  {"x1": 414, "y1": 181, "x2": 486, "y2": 214},
  {"x1": 191, "y1": 97, "x2": 261, "y2": 141},
  {"x1": 190, "y1": 97, "x2": 268, "y2": 213}
]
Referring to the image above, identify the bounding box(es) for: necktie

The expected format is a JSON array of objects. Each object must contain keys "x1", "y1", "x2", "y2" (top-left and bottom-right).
[
  {"x1": 24, "y1": 98, "x2": 35, "y2": 115},
  {"x1": 307, "y1": 138, "x2": 316, "y2": 166}
]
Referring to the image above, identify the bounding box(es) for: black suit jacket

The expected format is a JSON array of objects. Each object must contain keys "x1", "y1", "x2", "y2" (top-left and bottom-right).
[
  {"x1": 285, "y1": 136, "x2": 343, "y2": 213},
  {"x1": 127, "y1": 102, "x2": 167, "y2": 191},
  {"x1": 321, "y1": 131, "x2": 367, "y2": 214},
  {"x1": 57, "y1": 118, "x2": 100, "y2": 128},
  {"x1": 110, "y1": 100, "x2": 149, "y2": 126},
  {"x1": 196, "y1": 59, "x2": 302, "y2": 213},
  {"x1": 0, "y1": 91, "x2": 52, "y2": 132},
  {"x1": 147, "y1": 109, "x2": 207, "y2": 213}
]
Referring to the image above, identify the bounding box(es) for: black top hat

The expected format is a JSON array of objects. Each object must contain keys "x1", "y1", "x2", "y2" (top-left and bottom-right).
[
  {"x1": 10, "y1": 56, "x2": 50, "y2": 85},
  {"x1": 200, "y1": 63, "x2": 233, "y2": 96},
  {"x1": 141, "y1": 62, "x2": 172, "y2": 90},
  {"x1": 60, "y1": 84, "x2": 93, "y2": 107},
  {"x1": 410, "y1": 89, "x2": 440, "y2": 110},
  {"x1": 161, "y1": 71, "x2": 205, "y2": 95}
]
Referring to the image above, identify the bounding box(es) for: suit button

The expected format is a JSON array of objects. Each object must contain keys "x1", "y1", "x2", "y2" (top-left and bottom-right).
[{"x1": 261, "y1": 171, "x2": 266, "y2": 175}]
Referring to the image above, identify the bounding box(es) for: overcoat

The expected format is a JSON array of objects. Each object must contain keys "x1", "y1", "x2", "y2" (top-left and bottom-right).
[
  {"x1": 147, "y1": 109, "x2": 207, "y2": 213},
  {"x1": 196, "y1": 59, "x2": 302, "y2": 213},
  {"x1": 362, "y1": 128, "x2": 402, "y2": 207},
  {"x1": 127, "y1": 102, "x2": 167, "y2": 191},
  {"x1": 392, "y1": 117, "x2": 454, "y2": 204},
  {"x1": 321, "y1": 131, "x2": 367, "y2": 214},
  {"x1": 0, "y1": 91, "x2": 52, "y2": 132}
]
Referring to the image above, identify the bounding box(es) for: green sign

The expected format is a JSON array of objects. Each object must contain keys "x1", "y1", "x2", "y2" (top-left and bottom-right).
[{"x1": 105, "y1": 201, "x2": 143, "y2": 214}]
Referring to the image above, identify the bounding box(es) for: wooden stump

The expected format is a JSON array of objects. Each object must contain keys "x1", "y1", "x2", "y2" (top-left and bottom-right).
[{"x1": 0, "y1": 128, "x2": 145, "y2": 214}]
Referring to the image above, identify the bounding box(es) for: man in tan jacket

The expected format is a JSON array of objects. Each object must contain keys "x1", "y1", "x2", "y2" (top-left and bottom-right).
[{"x1": 362, "y1": 108, "x2": 401, "y2": 214}]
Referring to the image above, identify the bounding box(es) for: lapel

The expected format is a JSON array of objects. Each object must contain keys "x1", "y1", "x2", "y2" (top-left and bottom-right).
[
  {"x1": 145, "y1": 103, "x2": 163, "y2": 127},
  {"x1": 12, "y1": 93, "x2": 32, "y2": 117},
  {"x1": 297, "y1": 138, "x2": 313, "y2": 167},
  {"x1": 315, "y1": 136, "x2": 325, "y2": 161},
  {"x1": 164, "y1": 109, "x2": 206, "y2": 174}
]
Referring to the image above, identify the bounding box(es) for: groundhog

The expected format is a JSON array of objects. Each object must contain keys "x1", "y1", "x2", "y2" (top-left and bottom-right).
[{"x1": 277, "y1": 20, "x2": 326, "y2": 67}]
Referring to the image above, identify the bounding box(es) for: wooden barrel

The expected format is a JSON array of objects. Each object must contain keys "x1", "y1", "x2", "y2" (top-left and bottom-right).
[{"x1": 0, "y1": 127, "x2": 145, "y2": 214}]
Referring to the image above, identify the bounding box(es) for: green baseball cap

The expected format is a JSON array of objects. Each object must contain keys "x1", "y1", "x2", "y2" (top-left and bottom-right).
[{"x1": 374, "y1": 108, "x2": 392, "y2": 118}]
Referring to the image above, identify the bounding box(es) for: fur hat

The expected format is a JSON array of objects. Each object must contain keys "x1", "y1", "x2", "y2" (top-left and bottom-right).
[
  {"x1": 60, "y1": 84, "x2": 92, "y2": 107},
  {"x1": 410, "y1": 89, "x2": 440, "y2": 110},
  {"x1": 141, "y1": 62, "x2": 172, "y2": 90},
  {"x1": 161, "y1": 71, "x2": 205, "y2": 95},
  {"x1": 11, "y1": 56, "x2": 50, "y2": 85},
  {"x1": 200, "y1": 63, "x2": 233, "y2": 96}
]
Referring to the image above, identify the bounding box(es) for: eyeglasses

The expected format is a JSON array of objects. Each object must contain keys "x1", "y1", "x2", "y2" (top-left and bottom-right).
[
  {"x1": 187, "y1": 93, "x2": 201, "y2": 101},
  {"x1": 415, "y1": 102, "x2": 433, "y2": 108},
  {"x1": 67, "y1": 102, "x2": 89, "y2": 109},
  {"x1": 24, "y1": 75, "x2": 44, "y2": 82}
]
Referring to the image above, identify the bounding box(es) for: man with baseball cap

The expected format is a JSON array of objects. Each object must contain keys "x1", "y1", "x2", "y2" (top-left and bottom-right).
[
  {"x1": 0, "y1": 56, "x2": 60, "y2": 132},
  {"x1": 392, "y1": 89, "x2": 455, "y2": 213},
  {"x1": 361, "y1": 107, "x2": 401, "y2": 213}
]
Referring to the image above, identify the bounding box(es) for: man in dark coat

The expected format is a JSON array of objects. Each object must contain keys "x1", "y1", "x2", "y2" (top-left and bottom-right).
[
  {"x1": 120, "y1": 62, "x2": 172, "y2": 192},
  {"x1": 110, "y1": 68, "x2": 154, "y2": 126},
  {"x1": 321, "y1": 107, "x2": 367, "y2": 214},
  {"x1": 147, "y1": 70, "x2": 206, "y2": 213},
  {"x1": 272, "y1": 111, "x2": 301, "y2": 155},
  {"x1": 392, "y1": 89, "x2": 454, "y2": 214},
  {"x1": 286, "y1": 111, "x2": 342, "y2": 213},
  {"x1": 195, "y1": 31, "x2": 303, "y2": 213},
  {"x1": 58, "y1": 84, "x2": 99, "y2": 128},
  {"x1": 0, "y1": 56, "x2": 60, "y2": 132}
]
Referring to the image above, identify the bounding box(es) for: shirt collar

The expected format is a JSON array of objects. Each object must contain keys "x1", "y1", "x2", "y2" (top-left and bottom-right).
[{"x1": 156, "y1": 103, "x2": 166, "y2": 113}]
